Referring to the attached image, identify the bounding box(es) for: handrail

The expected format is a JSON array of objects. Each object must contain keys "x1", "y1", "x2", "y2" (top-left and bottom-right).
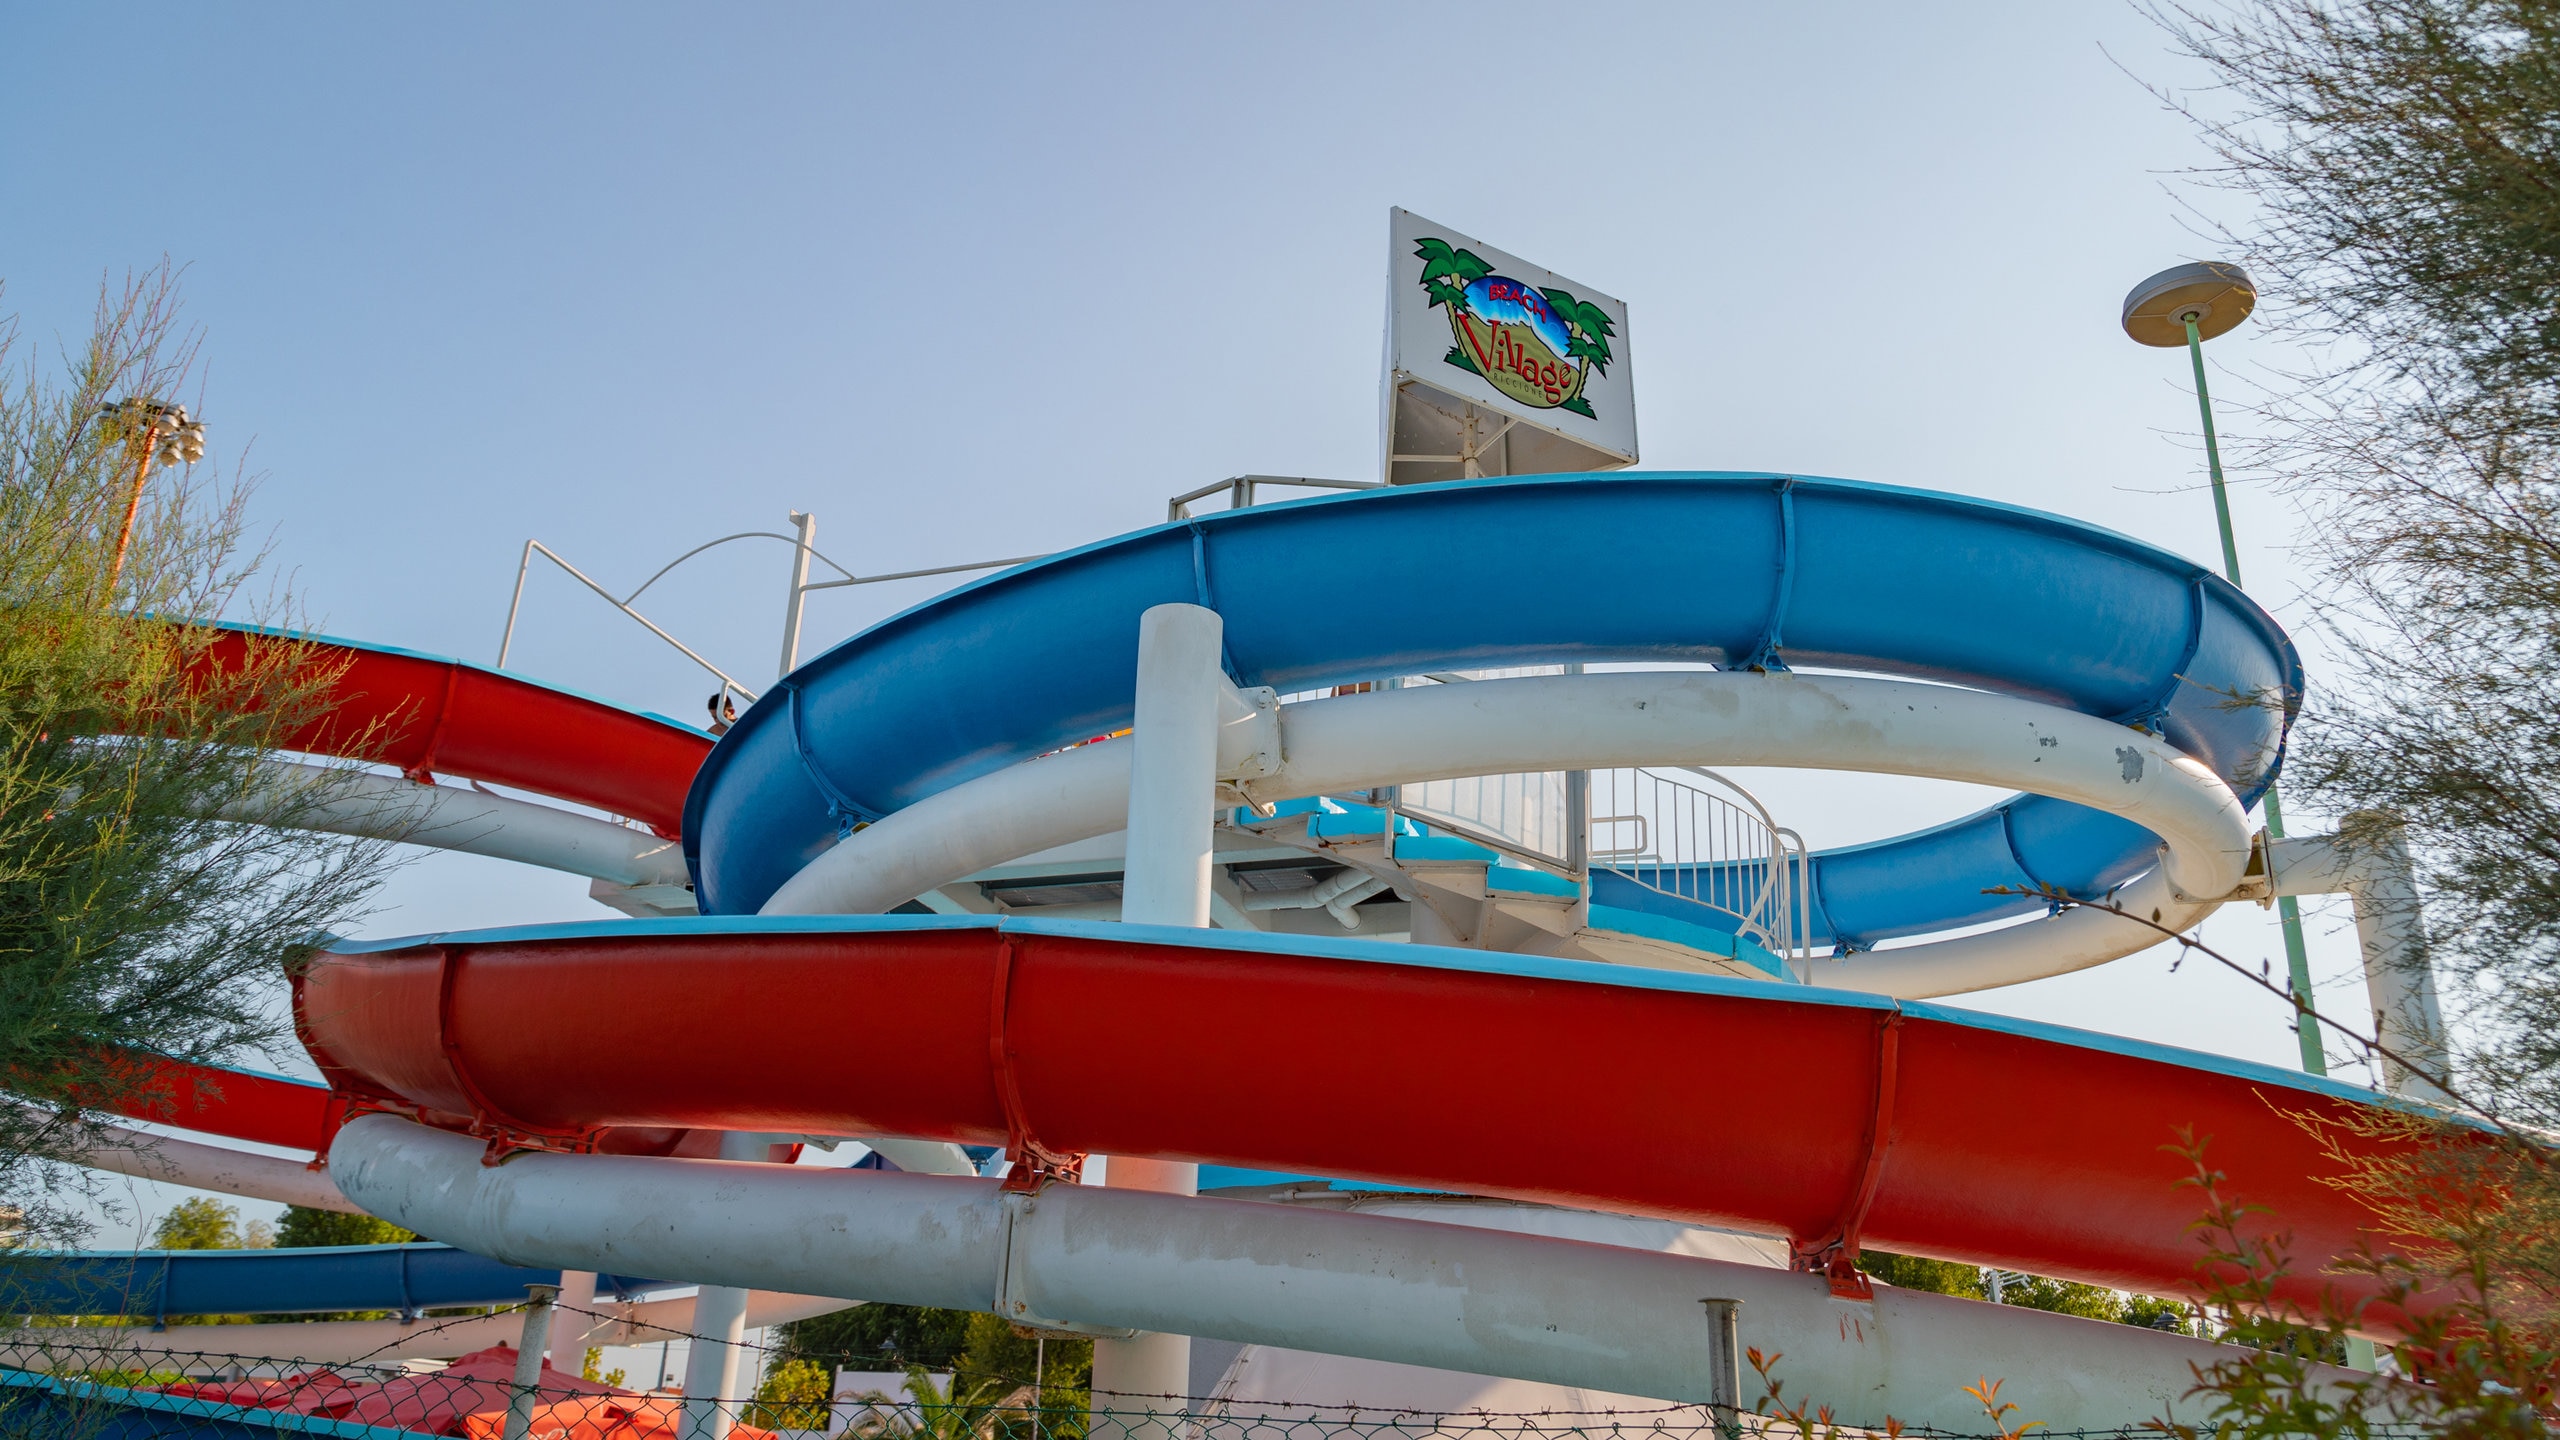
[
  {"x1": 1589, "y1": 764, "x2": 1799, "y2": 961},
  {"x1": 623, "y1": 531, "x2": 860, "y2": 605},
  {"x1": 497, "y1": 535, "x2": 1050, "y2": 706},
  {"x1": 1590, "y1": 813, "x2": 1651, "y2": 860},
  {"x1": 1775, "y1": 825, "x2": 1814, "y2": 967},
  {"x1": 796, "y1": 554, "x2": 1048, "y2": 593},
  {"x1": 1168, "y1": 474, "x2": 1384, "y2": 522},
  {"x1": 496, "y1": 540, "x2": 763, "y2": 702}
]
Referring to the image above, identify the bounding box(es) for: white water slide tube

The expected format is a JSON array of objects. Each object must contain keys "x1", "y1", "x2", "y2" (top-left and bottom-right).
[
  {"x1": 329, "y1": 1114, "x2": 2358, "y2": 1436},
  {"x1": 227, "y1": 761, "x2": 691, "y2": 888},
  {"x1": 75, "y1": 1119, "x2": 360, "y2": 1213},
  {"x1": 759, "y1": 671, "x2": 2251, "y2": 997}
]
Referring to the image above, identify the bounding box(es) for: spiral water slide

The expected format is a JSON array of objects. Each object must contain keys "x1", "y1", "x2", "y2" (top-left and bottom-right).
[{"x1": 82, "y1": 476, "x2": 2401, "y2": 1432}]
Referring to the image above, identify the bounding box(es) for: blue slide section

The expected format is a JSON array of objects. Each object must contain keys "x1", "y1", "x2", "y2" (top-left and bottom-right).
[
  {"x1": 686, "y1": 473, "x2": 2301, "y2": 944},
  {"x1": 5, "y1": 1244, "x2": 658, "y2": 1319}
]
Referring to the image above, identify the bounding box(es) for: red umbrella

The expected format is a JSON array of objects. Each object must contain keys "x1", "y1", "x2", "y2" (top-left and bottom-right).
[{"x1": 334, "y1": 1343, "x2": 621, "y2": 1434}]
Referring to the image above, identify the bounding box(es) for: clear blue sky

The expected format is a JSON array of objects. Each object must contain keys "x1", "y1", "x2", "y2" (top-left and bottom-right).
[{"x1": 6, "y1": 4, "x2": 2385, "y2": 1239}]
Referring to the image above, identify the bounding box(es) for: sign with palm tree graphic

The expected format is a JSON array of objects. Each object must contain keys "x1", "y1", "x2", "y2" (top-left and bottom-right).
[
  {"x1": 1414, "y1": 237, "x2": 1616, "y2": 418},
  {"x1": 1383, "y1": 208, "x2": 1635, "y2": 485}
]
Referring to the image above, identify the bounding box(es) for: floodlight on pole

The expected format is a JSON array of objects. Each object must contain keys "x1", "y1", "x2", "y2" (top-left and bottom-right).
[
  {"x1": 98, "y1": 397, "x2": 205, "y2": 598},
  {"x1": 2122, "y1": 261, "x2": 2324, "y2": 1077}
]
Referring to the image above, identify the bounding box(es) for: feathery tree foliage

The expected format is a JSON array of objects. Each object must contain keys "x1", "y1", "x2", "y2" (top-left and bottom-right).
[
  {"x1": 2153, "y1": 0, "x2": 2560, "y2": 1110},
  {"x1": 2141, "y1": 0, "x2": 2560, "y2": 1421},
  {"x1": 0, "y1": 269, "x2": 394, "y2": 1245}
]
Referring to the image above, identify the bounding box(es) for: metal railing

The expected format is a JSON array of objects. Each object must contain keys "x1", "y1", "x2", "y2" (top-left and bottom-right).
[
  {"x1": 1279, "y1": 669, "x2": 1814, "y2": 962},
  {"x1": 1387, "y1": 668, "x2": 1585, "y2": 875},
  {"x1": 496, "y1": 532, "x2": 1047, "y2": 703},
  {"x1": 497, "y1": 539, "x2": 766, "y2": 702},
  {"x1": 1168, "y1": 474, "x2": 1382, "y2": 522},
  {"x1": 1589, "y1": 765, "x2": 1811, "y2": 962}
]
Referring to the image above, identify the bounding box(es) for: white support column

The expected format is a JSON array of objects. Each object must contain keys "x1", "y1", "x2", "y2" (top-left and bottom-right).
[
  {"x1": 1090, "y1": 603, "x2": 1220, "y2": 1421},
  {"x1": 778, "y1": 510, "x2": 816, "y2": 679},
  {"x1": 1119, "y1": 603, "x2": 1224, "y2": 928},
  {"x1": 2341, "y1": 813, "x2": 2452, "y2": 1102},
  {"x1": 679, "y1": 1132, "x2": 769, "y2": 1440}
]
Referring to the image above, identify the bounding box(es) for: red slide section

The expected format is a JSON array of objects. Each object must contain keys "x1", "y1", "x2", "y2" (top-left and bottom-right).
[
  {"x1": 293, "y1": 922, "x2": 2420, "y2": 1324},
  {"x1": 198, "y1": 626, "x2": 711, "y2": 836},
  {"x1": 108, "y1": 1054, "x2": 340, "y2": 1151},
  {"x1": 88, "y1": 629, "x2": 712, "y2": 1146}
]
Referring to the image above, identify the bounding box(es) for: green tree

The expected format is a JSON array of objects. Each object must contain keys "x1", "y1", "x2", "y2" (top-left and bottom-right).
[
  {"x1": 273, "y1": 1204, "x2": 412, "y2": 1248},
  {"x1": 746, "y1": 1358, "x2": 832, "y2": 1432},
  {"x1": 955, "y1": 1310, "x2": 1088, "y2": 1419},
  {"x1": 0, "y1": 269, "x2": 395, "y2": 1245},
  {"x1": 148, "y1": 1196, "x2": 269, "y2": 1251},
  {"x1": 1853, "y1": 1248, "x2": 1985, "y2": 1299},
  {"x1": 2151, "y1": 0, "x2": 2560, "y2": 1121},
  {"x1": 779, "y1": 1302, "x2": 975, "y2": 1372},
  {"x1": 2146, "y1": 3, "x2": 2560, "y2": 1394},
  {"x1": 778, "y1": 1304, "x2": 1094, "y2": 1437},
  {"x1": 1856, "y1": 1249, "x2": 2192, "y2": 1331}
]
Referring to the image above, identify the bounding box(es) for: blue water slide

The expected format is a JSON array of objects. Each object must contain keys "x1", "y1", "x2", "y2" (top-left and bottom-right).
[
  {"x1": 686, "y1": 474, "x2": 2301, "y2": 942},
  {"x1": 3, "y1": 1244, "x2": 658, "y2": 1319}
]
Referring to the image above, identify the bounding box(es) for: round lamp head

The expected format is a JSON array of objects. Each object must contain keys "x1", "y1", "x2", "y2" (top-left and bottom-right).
[{"x1": 2121, "y1": 261, "x2": 2256, "y2": 347}]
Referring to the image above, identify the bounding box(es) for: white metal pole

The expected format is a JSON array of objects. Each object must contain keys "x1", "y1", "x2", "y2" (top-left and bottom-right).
[
  {"x1": 680, "y1": 1133, "x2": 768, "y2": 1440},
  {"x1": 496, "y1": 540, "x2": 538, "y2": 670},
  {"x1": 1704, "y1": 1298, "x2": 1743, "y2": 1440},
  {"x1": 1091, "y1": 603, "x2": 1221, "y2": 1417},
  {"x1": 778, "y1": 511, "x2": 817, "y2": 679},
  {"x1": 2341, "y1": 813, "x2": 2452, "y2": 1101},
  {"x1": 502, "y1": 1284, "x2": 558, "y2": 1440}
]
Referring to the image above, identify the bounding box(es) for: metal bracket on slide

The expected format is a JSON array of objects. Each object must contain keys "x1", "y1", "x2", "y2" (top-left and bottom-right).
[
  {"x1": 999, "y1": 1139, "x2": 1086, "y2": 1194},
  {"x1": 2225, "y1": 829, "x2": 2276, "y2": 907},
  {"x1": 1216, "y1": 681, "x2": 1283, "y2": 793},
  {"x1": 990, "y1": 936, "x2": 1087, "y2": 1195},
  {"x1": 993, "y1": 1190, "x2": 1138, "y2": 1338},
  {"x1": 1790, "y1": 1010, "x2": 1899, "y2": 1301},
  {"x1": 1788, "y1": 1244, "x2": 1877, "y2": 1302},
  {"x1": 398, "y1": 665, "x2": 462, "y2": 785}
]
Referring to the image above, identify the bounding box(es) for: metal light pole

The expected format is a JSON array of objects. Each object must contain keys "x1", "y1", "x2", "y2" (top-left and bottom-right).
[
  {"x1": 2122, "y1": 262, "x2": 2323, "y2": 1076},
  {"x1": 97, "y1": 398, "x2": 205, "y2": 599}
]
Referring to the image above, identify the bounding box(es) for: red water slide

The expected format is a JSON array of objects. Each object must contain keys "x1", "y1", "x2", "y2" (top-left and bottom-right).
[
  {"x1": 195, "y1": 625, "x2": 710, "y2": 836},
  {"x1": 129, "y1": 628, "x2": 2425, "y2": 1330},
  {"x1": 91, "y1": 629, "x2": 710, "y2": 1142},
  {"x1": 291, "y1": 919, "x2": 2422, "y2": 1326}
]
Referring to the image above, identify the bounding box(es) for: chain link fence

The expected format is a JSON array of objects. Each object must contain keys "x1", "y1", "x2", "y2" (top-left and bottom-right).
[{"x1": 0, "y1": 1305, "x2": 2446, "y2": 1440}]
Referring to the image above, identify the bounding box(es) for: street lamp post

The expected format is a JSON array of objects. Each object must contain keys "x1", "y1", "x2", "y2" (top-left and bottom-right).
[
  {"x1": 98, "y1": 398, "x2": 206, "y2": 598},
  {"x1": 2122, "y1": 262, "x2": 2324, "y2": 1076}
]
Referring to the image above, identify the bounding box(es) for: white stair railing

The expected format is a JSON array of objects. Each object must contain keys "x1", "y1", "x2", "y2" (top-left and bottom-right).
[
  {"x1": 1387, "y1": 668, "x2": 1583, "y2": 874},
  {"x1": 1276, "y1": 669, "x2": 1815, "y2": 965},
  {"x1": 1589, "y1": 765, "x2": 1810, "y2": 962}
]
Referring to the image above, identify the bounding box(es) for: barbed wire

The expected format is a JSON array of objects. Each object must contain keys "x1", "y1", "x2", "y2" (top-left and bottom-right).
[{"x1": 0, "y1": 1324, "x2": 2460, "y2": 1440}]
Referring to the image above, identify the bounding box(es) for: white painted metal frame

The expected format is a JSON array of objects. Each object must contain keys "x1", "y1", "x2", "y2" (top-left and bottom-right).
[
  {"x1": 330, "y1": 1115, "x2": 2370, "y2": 1437},
  {"x1": 1166, "y1": 474, "x2": 1383, "y2": 522},
  {"x1": 496, "y1": 524, "x2": 1047, "y2": 697},
  {"x1": 760, "y1": 670, "x2": 2252, "y2": 997},
  {"x1": 1589, "y1": 763, "x2": 1809, "y2": 961}
]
